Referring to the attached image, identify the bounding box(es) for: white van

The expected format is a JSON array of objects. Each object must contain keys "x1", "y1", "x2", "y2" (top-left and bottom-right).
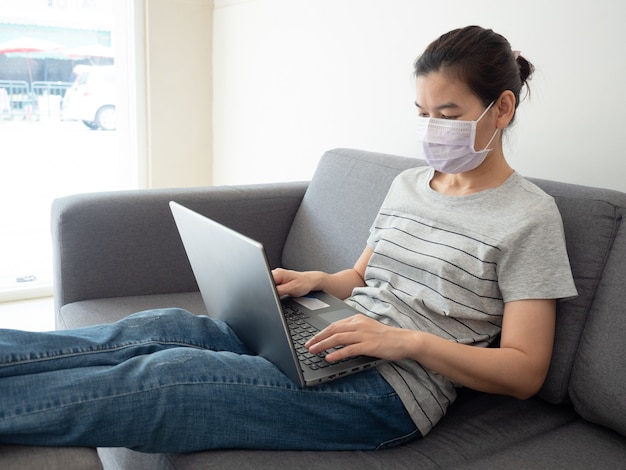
[{"x1": 62, "y1": 65, "x2": 116, "y2": 130}]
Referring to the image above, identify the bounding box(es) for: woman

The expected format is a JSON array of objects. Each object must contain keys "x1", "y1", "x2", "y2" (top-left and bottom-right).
[{"x1": 0, "y1": 26, "x2": 577, "y2": 452}]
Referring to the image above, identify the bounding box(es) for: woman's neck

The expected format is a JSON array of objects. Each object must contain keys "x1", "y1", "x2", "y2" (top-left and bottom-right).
[{"x1": 429, "y1": 153, "x2": 513, "y2": 196}]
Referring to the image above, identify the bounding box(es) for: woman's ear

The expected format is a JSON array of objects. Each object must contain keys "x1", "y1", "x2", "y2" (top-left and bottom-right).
[{"x1": 495, "y1": 90, "x2": 516, "y2": 129}]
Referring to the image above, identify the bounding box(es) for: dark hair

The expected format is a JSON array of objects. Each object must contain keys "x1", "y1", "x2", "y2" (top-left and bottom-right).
[{"x1": 414, "y1": 26, "x2": 534, "y2": 122}]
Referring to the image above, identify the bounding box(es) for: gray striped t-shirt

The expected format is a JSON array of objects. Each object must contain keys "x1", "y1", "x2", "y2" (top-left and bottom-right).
[{"x1": 345, "y1": 166, "x2": 578, "y2": 436}]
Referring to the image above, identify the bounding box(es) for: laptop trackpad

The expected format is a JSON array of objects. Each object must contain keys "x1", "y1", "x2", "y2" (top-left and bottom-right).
[{"x1": 317, "y1": 309, "x2": 357, "y2": 325}]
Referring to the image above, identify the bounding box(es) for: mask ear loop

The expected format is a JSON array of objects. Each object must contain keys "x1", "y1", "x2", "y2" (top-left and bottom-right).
[
  {"x1": 476, "y1": 101, "x2": 495, "y2": 122},
  {"x1": 476, "y1": 101, "x2": 499, "y2": 151},
  {"x1": 481, "y1": 128, "x2": 500, "y2": 151}
]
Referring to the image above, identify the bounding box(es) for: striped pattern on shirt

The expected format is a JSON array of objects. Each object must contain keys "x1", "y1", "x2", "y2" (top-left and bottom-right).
[{"x1": 344, "y1": 166, "x2": 577, "y2": 436}]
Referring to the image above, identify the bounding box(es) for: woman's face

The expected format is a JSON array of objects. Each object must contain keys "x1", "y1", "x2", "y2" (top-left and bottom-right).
[{"x1": 415, "y1": 71, "x2": 498, "y2": 152}]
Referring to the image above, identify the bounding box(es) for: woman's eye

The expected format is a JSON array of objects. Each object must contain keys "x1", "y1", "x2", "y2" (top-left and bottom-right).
[{"x1": 416, "y1": 112, "x2": 460, "y2": 120}]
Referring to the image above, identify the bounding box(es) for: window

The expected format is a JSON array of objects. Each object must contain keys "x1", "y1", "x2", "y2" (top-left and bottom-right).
[{"x1": 0, "y1": 0, "x2": 141, "y2": 302}]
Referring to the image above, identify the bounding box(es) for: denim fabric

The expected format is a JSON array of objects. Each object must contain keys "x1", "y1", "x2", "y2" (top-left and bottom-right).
[{"x1": 0, "y1": 309, "x2": 419, "y2": 452}]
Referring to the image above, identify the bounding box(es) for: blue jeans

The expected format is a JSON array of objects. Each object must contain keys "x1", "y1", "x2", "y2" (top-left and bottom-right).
[{"x1": 0, "y1": 308, "x2": 419, "y2": 452}]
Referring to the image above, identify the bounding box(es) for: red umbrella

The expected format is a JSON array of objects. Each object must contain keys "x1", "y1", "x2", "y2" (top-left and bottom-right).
[{"x1": 0, "y1": 37, "x2": 64, "y2": 54}]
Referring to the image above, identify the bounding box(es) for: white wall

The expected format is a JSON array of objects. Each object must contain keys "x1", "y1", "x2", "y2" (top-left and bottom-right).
[
  {"x1": 213, "y1": 0, "x2": 626, "y2": 192},
  {"x1": 144, "y1": 0, "x2": 213, "y2": 189}
]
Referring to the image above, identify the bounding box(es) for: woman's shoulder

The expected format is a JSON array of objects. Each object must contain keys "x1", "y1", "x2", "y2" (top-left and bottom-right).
[
  {"x1": 398, "y1": 165, "x2": 432, "y2": 178},
  {"x1": 509, "y1": 172, "x2": 552, "y2": 198},
  {"x1": 390, "y1": 165, "x2": 432, "y2": 189},
  {"x1": 502, "y1": 173, "x2": 562, "y2": 222}
]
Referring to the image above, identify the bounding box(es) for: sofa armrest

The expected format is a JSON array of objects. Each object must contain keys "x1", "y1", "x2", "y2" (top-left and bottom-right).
[{"x1": 51, "y1": 182, "x2": 308, "y2": 313}]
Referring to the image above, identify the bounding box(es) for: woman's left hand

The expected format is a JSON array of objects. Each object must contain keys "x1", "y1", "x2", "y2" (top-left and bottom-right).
[{"x1": 305, "y1": 314, "x2": 415, "y2": 362}]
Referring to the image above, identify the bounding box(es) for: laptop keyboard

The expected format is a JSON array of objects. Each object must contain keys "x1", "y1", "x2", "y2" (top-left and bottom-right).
[{"x1": 283, "y1": 304, "x2": 347, "y2": 370}]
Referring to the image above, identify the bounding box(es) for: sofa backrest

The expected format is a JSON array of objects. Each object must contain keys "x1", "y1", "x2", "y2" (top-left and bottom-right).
[
  {"x1": 527, "y1": 178, "x2": 626, "y2": 414},
  {"x1": 282, "y1": 148, "x2": 425, "y2": 273},
  {"x1": 561, "y1": 186, "x2": 626, "y2": 437},
  {"x1": 283, "y1": 148, "x2": 626, "y2": 436}
]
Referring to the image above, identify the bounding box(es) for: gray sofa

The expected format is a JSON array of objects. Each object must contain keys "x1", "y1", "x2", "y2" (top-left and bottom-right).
[{"x1": 4, "y1": 148, "x2": 625, "y2": 469}]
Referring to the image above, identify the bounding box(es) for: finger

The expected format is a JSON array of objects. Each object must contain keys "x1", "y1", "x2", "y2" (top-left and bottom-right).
[
  {"x1": 272, "y1": 268, "x2": 286, "y2": 284},
  {"x1": 276, "y1": 283, "x2": 287, "y2": 297},
  {"x1": 304, "y1": 322, "x2": 341, "y2": 349},
  {"x1": 324, "y1": 344, "x2": 360, "y2": 363},
  {"x1": 304, "y1": 332, "x2": 329, "y2": 351},
  {"x1": 307, "y1": 330, "x2": 356, "y2": 355},
  {"x1": 305, "y1": 316, "x2": 359, "y2": 349}
]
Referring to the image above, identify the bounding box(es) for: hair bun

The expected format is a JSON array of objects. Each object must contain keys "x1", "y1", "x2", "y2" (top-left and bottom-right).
[{"x1": 516, "y1": 55, "x2": 535, "y2": 86}]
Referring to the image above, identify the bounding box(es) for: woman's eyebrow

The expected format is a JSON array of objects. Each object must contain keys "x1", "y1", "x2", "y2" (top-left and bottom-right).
[{"x1": 414, "y1": 101, "x2": 461, "y2": 111}]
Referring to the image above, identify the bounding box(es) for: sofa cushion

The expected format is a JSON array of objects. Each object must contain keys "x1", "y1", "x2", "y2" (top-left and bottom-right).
[
  {"x1": 58, "y1": 292, "x2": 207, "y2": 329},
  {"x1": 454, "y1": 420, "x2": 626, "y2": 469},
  {"x1": 508, "y1": 180, "x2": 625, "y2": 405},
  {"x1": 282, "y1": 148, "x2": 424, "y2": 272},
  {"x1": 0, "y1": 445, "x2": 102, "y2": 470},
  {"x1": 569, "y1": 209, "x2": 626, "y2": 436}
]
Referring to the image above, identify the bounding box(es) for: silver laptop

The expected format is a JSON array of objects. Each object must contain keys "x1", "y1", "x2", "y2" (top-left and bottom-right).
[{"x1": 169, "y1": 201, "x2": 383, "y2": 386}]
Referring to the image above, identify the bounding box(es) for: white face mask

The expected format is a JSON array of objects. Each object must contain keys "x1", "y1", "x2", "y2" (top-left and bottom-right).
[{"x1": 416, "y1": 102, "x2": 499, "y2": 174}]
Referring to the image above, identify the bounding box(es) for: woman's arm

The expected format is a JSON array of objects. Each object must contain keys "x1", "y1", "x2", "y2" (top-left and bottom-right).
[
  {"x1": 273, "y1": 246, "x2": 373, "y2": 300},
  {"x1": 406, "y1": 298, "x2": 556, "y2": 398},
  {"x1": 307, "y1": 298, "x2": 556, "y2": 399}
]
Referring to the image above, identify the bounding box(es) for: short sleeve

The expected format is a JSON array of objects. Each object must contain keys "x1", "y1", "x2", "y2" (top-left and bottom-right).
[{"x1": 497, "y1": 198, "x2": 578, "y2": 302}]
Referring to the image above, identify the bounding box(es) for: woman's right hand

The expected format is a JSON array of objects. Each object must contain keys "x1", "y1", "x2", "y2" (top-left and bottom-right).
[
  {"x1": 272, "y1": 268, "x2": 322, "y2": 298},
  {"x1": 273, "y1": 246, "x2": 372, "y2": 300}
]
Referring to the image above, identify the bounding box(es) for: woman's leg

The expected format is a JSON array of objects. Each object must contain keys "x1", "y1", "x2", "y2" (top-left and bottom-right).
[
  {"x1": 0, "y1": 309, "x2": 418, "y2": 452},
  {"x1": 0, "y1": 308, "x2": 250, "y2": 378}
]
